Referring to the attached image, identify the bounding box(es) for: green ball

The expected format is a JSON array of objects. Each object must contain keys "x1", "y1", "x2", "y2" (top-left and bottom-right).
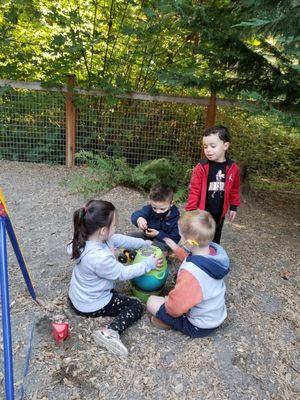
[{"x1": 131, "y1": 246, "x2": 169, "y2": 291}]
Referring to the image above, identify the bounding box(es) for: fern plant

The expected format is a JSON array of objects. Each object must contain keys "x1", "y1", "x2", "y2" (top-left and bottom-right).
[{"x1": 68, "y1": 153, "x2": 193, "y2": 201}]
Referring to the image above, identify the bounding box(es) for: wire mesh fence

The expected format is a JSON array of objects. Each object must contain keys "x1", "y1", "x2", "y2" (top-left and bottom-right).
[
  {"x1": 0, "y1": 82, "x2": 207, "y2": 166},
  {"x1": 0, "y1": 87, "x2": 65, "y2": 164},
  {"x1": 75, "y1": 95, "x2": 204, "y2": 166}
]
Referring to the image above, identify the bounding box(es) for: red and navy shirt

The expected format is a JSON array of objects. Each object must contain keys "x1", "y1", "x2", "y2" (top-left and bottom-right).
[{"x1": 186, "y1": 159, "x2": 240, "y2": 220}]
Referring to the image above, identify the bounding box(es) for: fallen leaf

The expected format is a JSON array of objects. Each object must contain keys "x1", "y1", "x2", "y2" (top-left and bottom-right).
[{"x1": 279, "y1": 269, "x2": 296, "y2": 280}]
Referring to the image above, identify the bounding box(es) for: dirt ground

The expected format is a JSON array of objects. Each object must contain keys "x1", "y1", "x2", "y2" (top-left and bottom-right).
[{"x1": 0, "y1": 160, "x2": 299, "y2": 400}]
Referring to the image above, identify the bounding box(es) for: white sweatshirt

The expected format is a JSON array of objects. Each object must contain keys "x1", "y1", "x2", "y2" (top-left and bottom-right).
[{"x1": 68, "y1": 234, "x2": 156, "y2": 312}]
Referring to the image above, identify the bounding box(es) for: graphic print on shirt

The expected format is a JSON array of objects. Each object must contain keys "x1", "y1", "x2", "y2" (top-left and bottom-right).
[{"x1": 208, "y1": 169, "x2": 225, "y2": 198}]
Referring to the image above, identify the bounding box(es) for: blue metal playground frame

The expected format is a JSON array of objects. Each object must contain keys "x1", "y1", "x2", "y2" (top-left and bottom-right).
[{"x1": 0, "y1": 196, "x2": 36, "y2": 400}]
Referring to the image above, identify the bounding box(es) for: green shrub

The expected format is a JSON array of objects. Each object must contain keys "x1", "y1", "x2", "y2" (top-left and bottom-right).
[
  {"x1": 132, "y1": 158, "x2": 177, "y2": 190},
  {"x1": 0, "y1": 89, "x2": 65, "y2": 164},
  {"x1": 217, "y1": 108, "x2": 300, "y2": 183},
  {"x1": 72, "y1": 151, "x2": 133, "y2": 194},
  {"x1": 69, "y1": 153, "x2": 193, "y2": 200}
]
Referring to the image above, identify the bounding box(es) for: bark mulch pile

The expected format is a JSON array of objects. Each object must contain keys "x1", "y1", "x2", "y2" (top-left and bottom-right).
[{"x1": 0, "y1": 160, "x2": 299, "y2": 400}]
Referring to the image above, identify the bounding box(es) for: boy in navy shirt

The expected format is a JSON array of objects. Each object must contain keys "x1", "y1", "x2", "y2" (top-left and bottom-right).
[{"x1": 130, "y1": 183, "x2": 180, "y2": 252}]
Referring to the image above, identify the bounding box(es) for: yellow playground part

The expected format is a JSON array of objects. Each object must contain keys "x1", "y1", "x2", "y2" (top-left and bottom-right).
[{"x1": 0, "y1": 187, "x2": 8, "y2": 212}]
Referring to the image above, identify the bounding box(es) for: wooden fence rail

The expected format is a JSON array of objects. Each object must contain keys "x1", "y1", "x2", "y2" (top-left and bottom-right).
[{"x1": 0, "y1": 78, "x2": 239, "y2": 167}]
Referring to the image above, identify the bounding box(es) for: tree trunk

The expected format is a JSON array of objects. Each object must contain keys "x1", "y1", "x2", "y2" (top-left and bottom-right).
[{"x1": 204, "y1": 91, "x2": 217, "y2": 129}]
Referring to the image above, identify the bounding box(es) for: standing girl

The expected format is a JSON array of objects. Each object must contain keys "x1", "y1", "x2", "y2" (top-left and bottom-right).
[
  {"x1": 186, "y1": 125, "x2": 240, "y2": 243},
  {"x1": 68, "y1": 199, "x2": 162, "y2": 356}
]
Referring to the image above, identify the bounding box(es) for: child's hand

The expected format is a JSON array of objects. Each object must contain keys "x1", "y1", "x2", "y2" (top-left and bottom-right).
[
  {"x1": 144, "y1": 240, "x2": 153, "y2": 247},
  {"x1": 228, "y1": 210, "x2": 237, "y2": 222},
  {"x1": 164, "y1": 238, "x2": 188, "y2": 262},
  {"x1": 164, "y1": 237, "x2": 179, "y2": 252},
  {"x1": 154, "y1": 257, "x2": 163, "y2": 269},
  {"x1": 147, "y1": 256, "x2": 163, "y2": 270},
  {"x1": 137, "y1": 217, "x2": 148, "y2": 230},
  {"x1": 145, "y1": 228, "x2": 158, "y2": 238}
]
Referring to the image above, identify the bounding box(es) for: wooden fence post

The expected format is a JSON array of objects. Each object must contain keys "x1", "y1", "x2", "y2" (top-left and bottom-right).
[
  {"x1": 65, "y1": 75, "x2": 76, "y2": 167},
  {"x1": 205, "y1": 91, "x2": 217, "y2": 129}
]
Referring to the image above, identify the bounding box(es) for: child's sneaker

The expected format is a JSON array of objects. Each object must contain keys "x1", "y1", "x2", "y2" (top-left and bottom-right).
[{"x1": 92, "y1": 328, "x2": 128, "y2": 356}]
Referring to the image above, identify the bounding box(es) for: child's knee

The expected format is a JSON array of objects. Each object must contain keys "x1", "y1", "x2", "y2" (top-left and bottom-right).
[
  {"x1": 146, "y1": 296, "x2": 155, "y2": 314},
  {"x1": 131, "y1": 298, "x2": 144, "y2": 318},
  {"x1": 146, "y1": 295, "x2": 164, "y2": 315}
]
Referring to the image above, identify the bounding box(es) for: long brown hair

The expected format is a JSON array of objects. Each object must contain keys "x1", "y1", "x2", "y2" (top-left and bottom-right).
[{"x1": 71, "y1": 200, "x2": 115, "y2": 259}]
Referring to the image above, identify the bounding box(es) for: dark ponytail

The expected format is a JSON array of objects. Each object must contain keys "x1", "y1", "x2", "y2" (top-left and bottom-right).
[{"x1": 71, "y1": 200, "x2": 116, "y2": 259}]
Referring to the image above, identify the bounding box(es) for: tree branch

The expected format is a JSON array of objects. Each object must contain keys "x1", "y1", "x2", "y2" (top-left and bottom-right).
[{"x1": 102, "y1": 0, "x2": 115, "y2": 78}]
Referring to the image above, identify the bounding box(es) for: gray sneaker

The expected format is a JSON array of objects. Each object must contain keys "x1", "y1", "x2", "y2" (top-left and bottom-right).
[{"x1": 92, "y1": 328, "x2": 128, "y2": 356}]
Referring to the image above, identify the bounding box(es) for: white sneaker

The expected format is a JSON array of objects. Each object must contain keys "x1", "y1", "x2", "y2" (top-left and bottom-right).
[{"x1": 92, "y1": 328, "x2": 128, "y2": 356}]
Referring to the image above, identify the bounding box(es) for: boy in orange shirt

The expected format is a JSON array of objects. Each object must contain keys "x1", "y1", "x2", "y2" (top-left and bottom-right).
[{"x1": 147, "y1": 210, "x2": 230, "y2": 337}]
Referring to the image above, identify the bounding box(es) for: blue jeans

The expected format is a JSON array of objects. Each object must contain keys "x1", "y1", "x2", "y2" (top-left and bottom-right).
[{"x1": 156, "y1": 304, "x2": 218, "y2": 338}]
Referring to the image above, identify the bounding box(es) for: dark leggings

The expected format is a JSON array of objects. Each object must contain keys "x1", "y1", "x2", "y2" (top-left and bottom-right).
[
  {"x1": 68, "y1": 290, "x2": 143, "y2": 334},
  {"x1": 211, "y1": 214, "x2": 225, "y2": 244}
]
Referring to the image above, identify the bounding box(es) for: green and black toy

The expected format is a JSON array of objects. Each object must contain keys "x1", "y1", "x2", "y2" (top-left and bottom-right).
[{"x1": 118, "y1": 249, "x2": 137, "y2": 264}]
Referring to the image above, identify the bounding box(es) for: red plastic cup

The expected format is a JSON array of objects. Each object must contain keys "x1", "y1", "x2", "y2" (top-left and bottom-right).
[{"x1": 51, "y1": 322, "x2": 69, "y2": 342}]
